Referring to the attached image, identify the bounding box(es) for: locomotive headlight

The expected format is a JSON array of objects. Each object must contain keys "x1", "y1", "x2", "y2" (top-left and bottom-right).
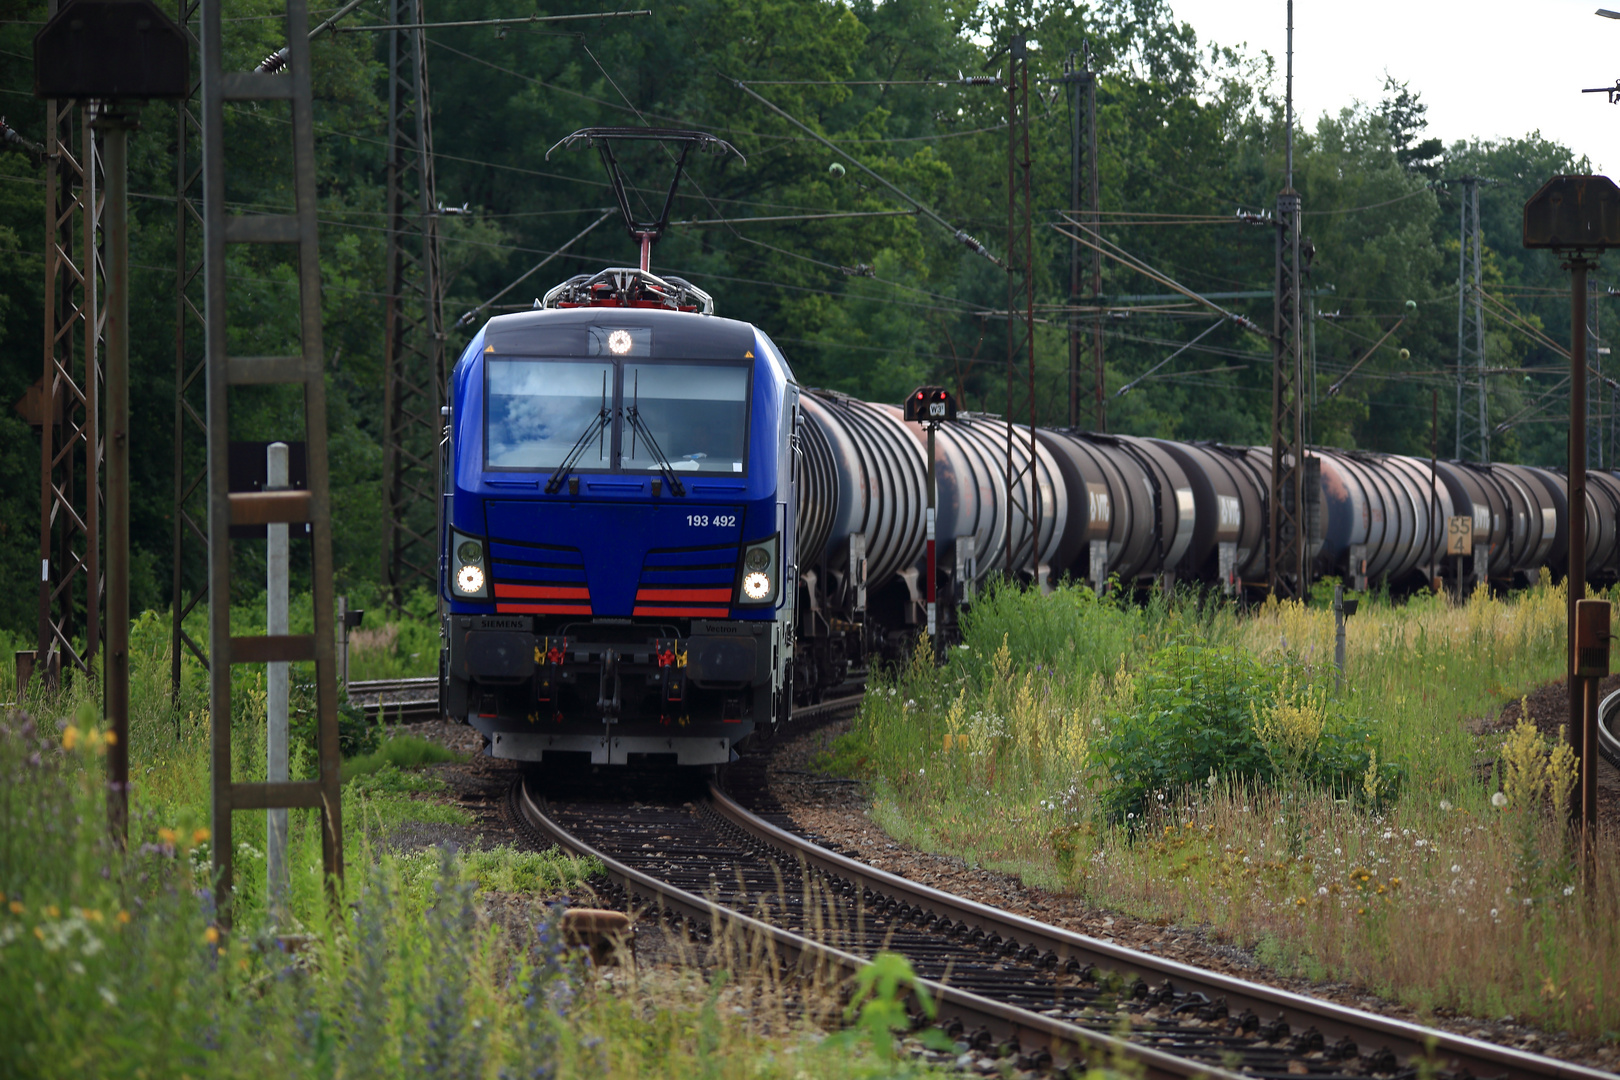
[
  {"x1": 450, "y1": 530, "x2": 489, "y2": 599},
  {"x1": 607, "y1": 329, "x2": 634, "y2": 355},
  {"x1": 735, "y1": 534, "x2": 780, "y2": 605},
  {"x1": 456, "y1": 563, "x2": 486, "y2": 594}
]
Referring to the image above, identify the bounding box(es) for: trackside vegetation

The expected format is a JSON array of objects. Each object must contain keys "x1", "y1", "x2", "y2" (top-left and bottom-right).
[
  {"x1": 0, "y1": 611, "x2": 956, "y2": 1079},
  {"x1": 831, "y1": 576, "x2": 1620, "y2": 1037}
]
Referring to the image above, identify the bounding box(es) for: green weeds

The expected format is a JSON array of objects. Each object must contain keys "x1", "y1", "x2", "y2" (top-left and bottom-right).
[
  {"x1": 1094, "y1": 643, "x2": 1388, "y2": 821},
  {"x1": 342, "y1": 733, "x2": 464, "y2": 781},
  {"x1": 832, "y1": 577, "x2": 1620, "y2": 1035}
]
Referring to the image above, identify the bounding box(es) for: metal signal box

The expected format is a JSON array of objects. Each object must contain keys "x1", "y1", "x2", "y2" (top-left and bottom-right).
[
  {"x1": 904, "y1": 386, "x2": 956, "y2": 423},
  {"x1": 1522, "y1": 175, "x2": 1620, "y2": 252},
  {"x1": 34, "y1": 0, "x2": 188, "y2": 101},
  {"x1": 1575, "y1": 599, "x2": 1612, "y2": 678}
]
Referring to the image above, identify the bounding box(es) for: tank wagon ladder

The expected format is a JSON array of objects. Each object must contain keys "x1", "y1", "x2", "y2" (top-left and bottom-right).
[{"x1": 200, "y1": 0, "x2": 343, "y2": 923}]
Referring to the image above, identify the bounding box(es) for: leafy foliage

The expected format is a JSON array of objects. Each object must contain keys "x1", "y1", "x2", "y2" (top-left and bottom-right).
[
  {"x1": 1092, "y1": 644, "x2": 1388, "y2": 820},
  {"x1": 0, "y1": 0, "x2": 1595, "y2": 638}
]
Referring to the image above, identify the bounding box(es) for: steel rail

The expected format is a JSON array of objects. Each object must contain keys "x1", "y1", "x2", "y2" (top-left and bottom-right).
[
  {"x1": 1599, "y1": 687, "x2": 1620, "y2": 774},
  {"x1": 706, "y1": 784, "x2": 1614, "y2": 1080},
  {"x1": 513, "y1": 779, "x2": 1246, "y2": 1080},
  {"x1": 341, "y1": 675, "x2": 866, "y2": 726},
  {"x1": 345, "y1": 675, "x2": 440, "y2": 722}
]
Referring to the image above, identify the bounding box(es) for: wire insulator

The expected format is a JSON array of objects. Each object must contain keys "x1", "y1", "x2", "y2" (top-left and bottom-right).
[
  {"x1": 255, "y1": 47, "x2": 289, "y2": 75},
  {"x1": 954, "y1": 230, "x2": 990, "y2": 258}
]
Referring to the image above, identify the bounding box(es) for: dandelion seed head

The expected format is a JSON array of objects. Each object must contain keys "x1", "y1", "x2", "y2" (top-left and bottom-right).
[{"x1": 1491, "y1": 792, "x2": 1508, "y2": 808}]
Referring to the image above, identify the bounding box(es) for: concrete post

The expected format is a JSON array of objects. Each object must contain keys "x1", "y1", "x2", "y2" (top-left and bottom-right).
[
  {"x1": 266, "y1": 441, "x2": 289, "y2": 917},
  {"x1": 1333, "y1": 582, "x2": 1346, "y2": 693},
  {"x1": 338, "y1": 594, "x2": 349, "y2": 689}
]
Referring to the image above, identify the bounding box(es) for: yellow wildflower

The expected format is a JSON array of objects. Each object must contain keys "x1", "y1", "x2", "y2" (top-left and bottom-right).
[
  {"x1": 45, "y1": 905, "x2": 59, "y2": 919},
  {"x1": 82, "y1": 908, "x2": 103, "y2": 923},
  {"x1": 217, "y1": 947, "x2": 226, "y2": 957},
  {"x1": 116, "y1": 911, "x2": 130, "y2": 925},
  {"x1": 102, "y1": 729, "x2": 116, "y2": 747},
  {"x1": 158, "y1": 828, "x2": 178, "y2": 846},
  {"x1": 191, "y1": 828, "x2": 210, "y2": 846},
  {"x1": 204, "y1": 926, "x2": 220, "y2": 945},
  {"x1": 9, "y1": 901, "x2": 23, "y2": 915},
  {"x1": 62, "y1": 725, "x2": 79, "y2": 751},
  {"x1": 33, "y1": 926, "x2": 44, "y2": 940}
]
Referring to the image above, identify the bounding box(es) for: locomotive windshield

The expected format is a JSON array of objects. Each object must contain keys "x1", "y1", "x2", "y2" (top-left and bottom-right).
[
  {"x1": 621, "y1": 363, "x2": 749, "y2": 474},
  {"x1": 482, "y1": 356, "x2": 750, "y2": 474},
  {"x1": 486, "y1": 359, "x2": 613, "y2": 469}
]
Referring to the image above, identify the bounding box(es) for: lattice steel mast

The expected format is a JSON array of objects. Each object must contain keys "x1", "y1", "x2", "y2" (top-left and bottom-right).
[
  {"x1": 37, "y1": 0, "x2": 104, "y2": 687},
  {"x1": 381, "y1": 0, "x2": 446, "y2": 608},
  {"x1": 1064, "y1": 45, "x2": 1104, "y2": 432},
  {"x1": 1269, "y1": 1, "x2": 1307, "y2": 598},
  {"x1": 200, "y1": 0, "x2": 343, "y2": 919},
  {"x1": 1452, "y1": 176, "x2": 1490, "y2": 461},
  {"x1": 1005, "y1": 29, "x2": 1040, "y2": 582},
  {"x1": 171, "y1": 0, "x2": 205, "y2": 701}
]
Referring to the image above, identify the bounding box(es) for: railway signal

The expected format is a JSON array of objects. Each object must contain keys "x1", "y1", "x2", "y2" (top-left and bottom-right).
[
  {"x1": 1522, "y1": 172, "x2": 1620, "y2": 838},
  {"x1": 906, "y1": 387, "x2": 956, "y2": 656},
  {"x1": 35, "y1": 0, "x2": 189, "y2": 842}
]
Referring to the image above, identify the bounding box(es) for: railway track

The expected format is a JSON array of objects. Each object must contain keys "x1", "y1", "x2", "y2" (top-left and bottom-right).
[
  {"x1": 345, "y1": 676, "x2": 441, "y2": 723},
  {"x1": 513, "y1": 756, "x2": 1611, "y2": 1080},
  {"x1": 1600, "y1": 687, "x2": 1620, "y2": 774},
  {"x1": 344, "y1": 672, "x2": 870, "y2": 728}
]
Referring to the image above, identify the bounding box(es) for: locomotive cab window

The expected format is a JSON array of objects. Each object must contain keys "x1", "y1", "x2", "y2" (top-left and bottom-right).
[
  {"x1": 485, "y1": 359, "x2": 614, "y2": 470},
  {"x1": 620, "y1": 363, "x2": 750, "y2": 475}
]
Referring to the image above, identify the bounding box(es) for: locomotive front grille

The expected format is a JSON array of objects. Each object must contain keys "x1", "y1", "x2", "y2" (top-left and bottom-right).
[
  {"x1": 633, "y1": 542, "x2": 737, "y2": 618},
  {"x1": 488, "y1": 538, "x2": 593, "y2": 615}
]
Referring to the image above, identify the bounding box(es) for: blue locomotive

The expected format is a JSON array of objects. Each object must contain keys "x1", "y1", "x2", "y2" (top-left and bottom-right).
[{"x1": 439, "y1": 266, "x2": 799, "y2": 767}]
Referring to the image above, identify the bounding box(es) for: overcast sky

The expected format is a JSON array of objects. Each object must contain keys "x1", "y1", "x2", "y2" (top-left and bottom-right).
[{"x1": 1166, "y1": 0, "x2": 1617, "y2": 172}]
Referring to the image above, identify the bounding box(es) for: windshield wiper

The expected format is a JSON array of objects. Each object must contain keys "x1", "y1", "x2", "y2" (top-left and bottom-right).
[
  {"x1": 545, "y1": 372, "x2": 611, "y2": 495},
  {"x1": 626, "y1": 370, "x2": 686, "y2": 497}
]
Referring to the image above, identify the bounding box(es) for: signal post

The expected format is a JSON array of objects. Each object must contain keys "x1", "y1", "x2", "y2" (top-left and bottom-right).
[
  {"x1": 906, "y1": 387, "x2": 957, "y2": 662},
  {"x1": 1523, "y1": 175, "x2": 1618, "y2": 847}
]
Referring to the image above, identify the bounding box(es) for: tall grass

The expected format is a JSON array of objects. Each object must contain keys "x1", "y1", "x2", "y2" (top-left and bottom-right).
[
  {"x1": 833, "y1": 577, "x2": 1620, "y2": 1035},
  {"x1": 1, "y1": 601, "x2": 966, "y2": 1077}
]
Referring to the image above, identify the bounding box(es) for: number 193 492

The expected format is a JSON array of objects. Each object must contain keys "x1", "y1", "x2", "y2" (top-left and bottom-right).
[{"x1": 687, "y1": 514, "x2": 737, "y2": 528}]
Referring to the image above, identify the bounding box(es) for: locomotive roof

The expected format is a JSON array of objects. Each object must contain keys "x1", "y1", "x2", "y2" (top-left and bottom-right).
[{"x1": 482, "y1": 305, "x2": 760, "y2": 359}]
